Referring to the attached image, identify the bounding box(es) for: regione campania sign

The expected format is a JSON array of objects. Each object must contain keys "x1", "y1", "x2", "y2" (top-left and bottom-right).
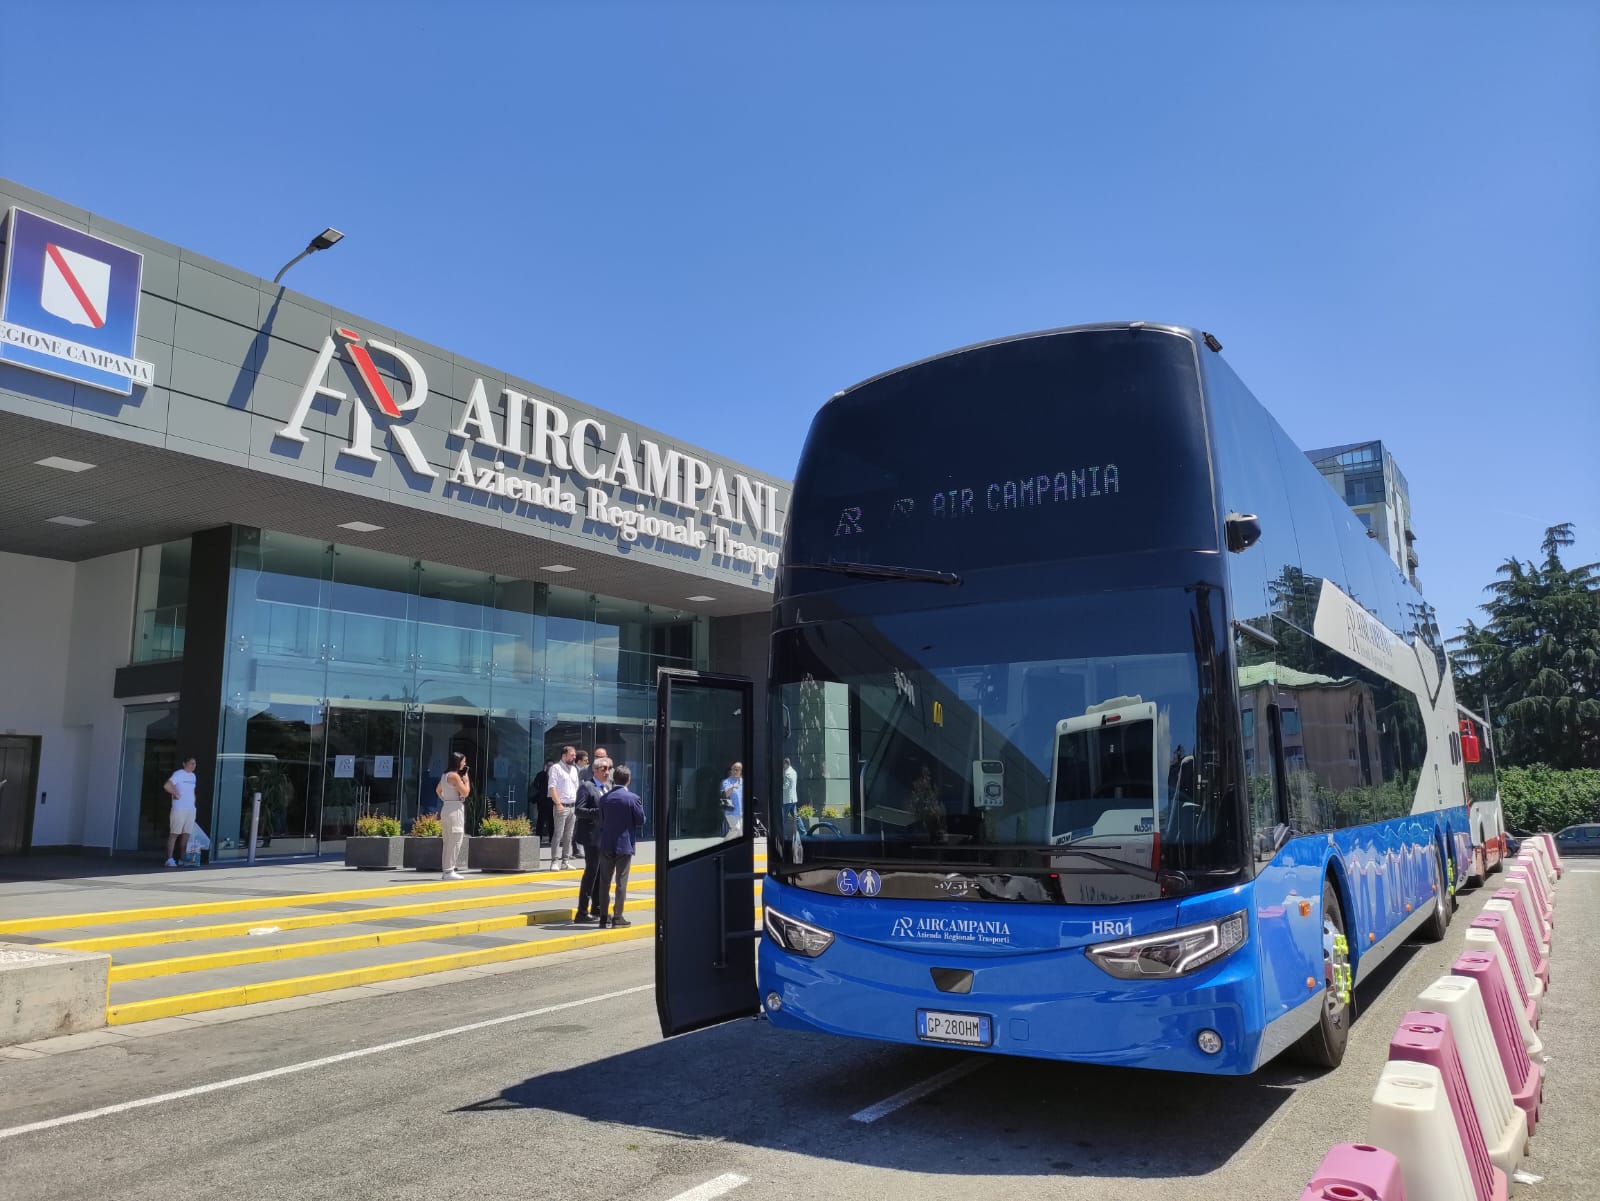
[
  {"x1": 276, "y1": 326, "x2": 782, "y2": 573},
  {"x1": 0, "y1": 208, "x2": 155, "y2": 396}
]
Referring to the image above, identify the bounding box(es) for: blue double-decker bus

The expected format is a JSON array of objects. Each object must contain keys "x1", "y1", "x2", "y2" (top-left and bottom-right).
[{"x1": 651, "y1": 323, "x2": 1482, "y2": 1074}]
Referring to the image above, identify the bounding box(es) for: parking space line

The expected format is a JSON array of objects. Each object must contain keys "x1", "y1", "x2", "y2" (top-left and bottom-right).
[
  {"x1": 0, "y1": 983, "x2": 653, "y2": 1142},
  {"x1": 849, "y1": 1059, "x2": 985, "y2": 1123},
  {"x1": 663, "y1": 1173, "x2": 749, "y2": 1201}
]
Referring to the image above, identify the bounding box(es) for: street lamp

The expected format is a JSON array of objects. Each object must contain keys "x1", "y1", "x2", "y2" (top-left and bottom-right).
[{"x1": 272, "y1": 227, "x2": 345, "y2": 284}]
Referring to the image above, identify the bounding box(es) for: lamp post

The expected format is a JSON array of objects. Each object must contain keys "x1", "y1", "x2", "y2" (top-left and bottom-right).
[{"x1": 273, "y1": 227, "x2": 345, "y2": 284}]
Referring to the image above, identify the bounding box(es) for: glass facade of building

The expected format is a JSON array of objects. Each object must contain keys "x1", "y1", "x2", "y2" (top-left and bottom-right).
[{"x1": 208, "y1": 527, "x2": 707, "y2": 859}]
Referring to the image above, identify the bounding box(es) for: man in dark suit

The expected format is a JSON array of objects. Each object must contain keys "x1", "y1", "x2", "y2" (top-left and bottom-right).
[
  {"x1": 571, "y1": 755, "x2": 611, "y2": 922},
  {"x1": 595, "y1": 764, "x2": 645, "y2": 928}
]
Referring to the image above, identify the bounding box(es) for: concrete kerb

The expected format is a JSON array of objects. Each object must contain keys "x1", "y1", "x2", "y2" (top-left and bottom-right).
[{"x1": 0, "y1": 944, "x2": 111, "y2": 1047}]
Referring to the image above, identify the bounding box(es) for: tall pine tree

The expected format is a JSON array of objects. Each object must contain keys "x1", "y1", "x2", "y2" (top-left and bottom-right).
[{"x1": 1451, "y1": 523, "x2": 1600, "y2": 768}]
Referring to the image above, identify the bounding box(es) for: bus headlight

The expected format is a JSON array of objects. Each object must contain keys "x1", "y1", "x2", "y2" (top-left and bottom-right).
[
  {"x1": 1086, "y1": 911, "x2": 1248, "y2": 979},
  {"x1": 763, "y1": 907, "x2": 835, "y2": 958}
]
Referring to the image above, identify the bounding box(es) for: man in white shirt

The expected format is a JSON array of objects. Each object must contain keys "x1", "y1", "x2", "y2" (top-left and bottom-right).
[
  {"x1": 163, "y1": 756, "x2": 199, "y2": 867},
  {"x1": 547, "y1": 745, "x2": 581, "y2": 870}
]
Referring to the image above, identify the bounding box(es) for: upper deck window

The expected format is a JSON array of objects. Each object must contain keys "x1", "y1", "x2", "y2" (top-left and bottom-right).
[{"x1": 787, "y1": 329, "x2": 1217, "y2": 575}]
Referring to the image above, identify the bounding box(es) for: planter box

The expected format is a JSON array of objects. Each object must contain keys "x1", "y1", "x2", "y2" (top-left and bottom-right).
[
  {"x1": 469, "y1": 836, "x2": 542, "y2": 872},
  {"x1": 344, "y1": 836, "x2": 404, "y2": 870},
  {"x1": 403, "y1": 837, "x2": 443, "y2": 871}
]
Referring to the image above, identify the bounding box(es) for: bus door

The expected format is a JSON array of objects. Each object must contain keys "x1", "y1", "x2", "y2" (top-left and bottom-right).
[{"x1": 653, "y1": 668, "x2": 759, "y2": 1038}]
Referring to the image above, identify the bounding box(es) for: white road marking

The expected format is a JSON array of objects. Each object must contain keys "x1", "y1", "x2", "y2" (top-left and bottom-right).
[
  {"x1": 664, "y1": 1173, "x2": 750, "y2": 1201},
  {"x1": 850, "y1": 1059, "x2": 985, "y2": 1123},
  {"x1": 0, "y1": 983, "x2": 653, "y2": 1142}
]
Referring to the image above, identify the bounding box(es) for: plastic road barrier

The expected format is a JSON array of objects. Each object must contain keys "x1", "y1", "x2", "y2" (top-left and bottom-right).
[
  {"x1": 1369, "y1": 1059, "x2": 1507, "y2": 1201},
  {"x1": 1298, "y1": 1143, "x2": 1408, "y2": 1200}
]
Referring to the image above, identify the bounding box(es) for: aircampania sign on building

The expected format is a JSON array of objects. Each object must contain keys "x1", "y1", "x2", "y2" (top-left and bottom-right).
[{"x1": 0, "y1": 178, "x2": 789, "y2": 860}]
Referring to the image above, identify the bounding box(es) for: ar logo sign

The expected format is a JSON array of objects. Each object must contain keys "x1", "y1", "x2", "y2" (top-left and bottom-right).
[{"x1": 277, "y1": 327, "x2": 438, "y2": 478}]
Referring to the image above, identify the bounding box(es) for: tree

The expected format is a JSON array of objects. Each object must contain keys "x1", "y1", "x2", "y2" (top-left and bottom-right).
[{"x1": 1450, "y1": 523, "x2": 1600, "y2": 769}]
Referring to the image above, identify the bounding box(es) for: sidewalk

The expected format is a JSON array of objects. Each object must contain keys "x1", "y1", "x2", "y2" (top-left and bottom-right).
[{"x1": 0, "y1": 844, "x2": 659, "y2": 925}]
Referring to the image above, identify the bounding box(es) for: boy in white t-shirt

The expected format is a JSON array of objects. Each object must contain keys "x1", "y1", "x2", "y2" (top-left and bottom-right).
[{"x1": 164, "y1": 756, "x2": 199, "y2": 867}]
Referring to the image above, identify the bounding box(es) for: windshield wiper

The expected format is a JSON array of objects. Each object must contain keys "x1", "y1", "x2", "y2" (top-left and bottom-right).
[{"x1": 788, "y1": 560, "x2": 961, "y2": 585}]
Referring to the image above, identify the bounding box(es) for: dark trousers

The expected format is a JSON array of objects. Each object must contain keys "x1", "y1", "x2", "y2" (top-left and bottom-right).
[
  {"x1": 596, "y1": 851, "x2": 633, "y2": 920},
  {"x1": 536, "y1": 797, "x2": 554, "y2": 841},
  {"x1": 576, "y1": 847, "x2": 602, "y2": 916}
]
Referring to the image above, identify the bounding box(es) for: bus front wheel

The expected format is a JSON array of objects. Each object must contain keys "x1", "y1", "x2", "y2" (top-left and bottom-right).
[
  {"x1": 1418, "y1": 848, "x2": 1452, "y2": 942},
  {"x1": 1291, "y1": 880, "x2": 1352, "y2": 1070}
]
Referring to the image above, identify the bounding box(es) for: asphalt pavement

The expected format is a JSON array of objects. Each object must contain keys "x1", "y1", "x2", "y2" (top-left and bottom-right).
[{"x1": 0, "y1": 865, "x2": 1594, "y2": 1201}]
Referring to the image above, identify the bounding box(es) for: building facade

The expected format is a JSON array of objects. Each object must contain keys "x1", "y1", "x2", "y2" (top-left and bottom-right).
[
  {"x1": 1305, "y1": 440, "x2": 1419, "y2": 587},
  {"x1": 0, "y1": 179, "x2": 787, "y2": 860}
]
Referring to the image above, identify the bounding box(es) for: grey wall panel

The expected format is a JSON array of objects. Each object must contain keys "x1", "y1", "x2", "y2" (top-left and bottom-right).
[
  {"x1": 242, "y1": 372, "x2": 312, "y2": 426},
  {"x1": 255, "y1": 335, "x2": 322, "y2": 390},
  {"x1": 173, "y1": 306, "x2": 260, "y2": 373},
  {"x1": 165, "y1": 390, "x2": 253, "y2": 449},
  {"x1": 259, "y1": 297, "x2": 334, "y2": 353},
  {"x1": 168, "y1": 346, "x2": 251, "y2": 405},
  {"x1": 137, "y1": 251, "x2": 180, "y2": 300},
  {"x1": 77, "y1": 379, "x2": 169, "y2": 437},
  {"x1": 138, "y1": 295, "x2": 179, "y2": 345},
  {"x1": 176, "y1": 261, "x2": 259, "y2": 327}
]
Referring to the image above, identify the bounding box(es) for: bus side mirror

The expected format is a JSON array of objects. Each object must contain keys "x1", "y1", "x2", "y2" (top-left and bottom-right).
[{"x1": 1225, "y1": 512, "x2": 1262, "y2": 553}]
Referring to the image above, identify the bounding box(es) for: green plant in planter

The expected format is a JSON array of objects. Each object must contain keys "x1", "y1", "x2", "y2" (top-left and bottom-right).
[
  {"x1": 477, "y1": 809, "x2": 532, "y2": 837},
  {"x1": 410, "y1": 813, "x2": 442, "y2": 837},
  {"x1": 355, "y1": 814, "x2": 401, "y2": 837}
]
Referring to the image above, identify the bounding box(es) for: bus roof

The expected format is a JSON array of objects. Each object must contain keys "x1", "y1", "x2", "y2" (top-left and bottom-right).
[{"x1": 825, "y1": 321, "x2": 1209, "y2": 405}]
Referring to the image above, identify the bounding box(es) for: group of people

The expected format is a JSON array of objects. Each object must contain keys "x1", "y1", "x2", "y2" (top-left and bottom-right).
[{"x1": 436, "y1": 745, "x2": 643, "y2": 927}]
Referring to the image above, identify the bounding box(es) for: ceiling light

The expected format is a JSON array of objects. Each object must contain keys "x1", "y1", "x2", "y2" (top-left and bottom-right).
[
  {"x1": 338, "y1": 521, "x2": 384, "y2": 533},
  {"x1": 35, "y1": 456, "x2": 96, "y2": 472},
  {"x1": 686, "y1": 595, "x2": 716, "y2": 602},
  {"x1": 47, "y1": 516, "x2": 94, "y2": 527},
  {"x1": 542, "y1": 564, "x2": 575, "y2": 573}
]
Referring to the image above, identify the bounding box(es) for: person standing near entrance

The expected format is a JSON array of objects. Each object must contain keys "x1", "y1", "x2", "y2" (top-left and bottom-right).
[
  {"x1": 163, "y1": 755, "x2": 199, "y2": 867},
  {"x1": 547, "y1": 745, "x2": 580, "y2": 870},
  {"x1": 437, "y1": 752, "x2": 470, "y2": 881},
  {"x1": 595, "y1": 764, "x2": 644, "y2": 927},
  {"x1": 720, "y1": 761, "x2": 745, "y2": 839},
  {"x1": 572, "y1": 754, "x2": 612, "y2": 922},
  {"x1": 531, "y1": 759, "x2": 554, "y2": 847}
]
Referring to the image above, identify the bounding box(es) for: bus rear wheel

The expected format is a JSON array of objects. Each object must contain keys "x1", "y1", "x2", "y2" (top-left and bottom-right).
[{"x1": 1291, "y1": 881, "x2": 1352, "y2": 1070}]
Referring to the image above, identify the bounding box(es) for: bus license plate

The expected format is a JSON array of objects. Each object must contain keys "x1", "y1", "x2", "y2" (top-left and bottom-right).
[{"x1": 917, "y1": 1009, "x2": 992, "y2": 1047}]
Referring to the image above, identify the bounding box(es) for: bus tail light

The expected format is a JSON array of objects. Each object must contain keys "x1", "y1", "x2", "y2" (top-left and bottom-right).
[
  {"x1": 764, "y1": 906, "x2": 835, "y2": 957},
  {"x1": 1086, "y1": 911, "x2": 1248, "y2": 979}
]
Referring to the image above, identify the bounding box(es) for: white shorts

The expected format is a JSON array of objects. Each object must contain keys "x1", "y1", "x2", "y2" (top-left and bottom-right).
[{"x1": 170, "y1": 808, "x2": 196, "y2": 836}]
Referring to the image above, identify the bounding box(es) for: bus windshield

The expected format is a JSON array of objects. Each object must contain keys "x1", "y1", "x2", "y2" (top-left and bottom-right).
[{"x1": 770, "y1": 587, "x2": 1245, "y2": 903}]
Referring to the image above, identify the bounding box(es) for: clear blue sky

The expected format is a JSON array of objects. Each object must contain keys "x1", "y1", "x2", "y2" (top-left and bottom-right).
[{"x1": 4, "y1": 1, "x2": 1596, "y2": 642}]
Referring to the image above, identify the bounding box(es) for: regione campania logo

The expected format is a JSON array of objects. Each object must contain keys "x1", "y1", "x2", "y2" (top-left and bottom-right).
[
  {"x1": 0, "y1": 207, "x2": 155, "y2": 395},
  {"x1": 277, "y1": 325, "x2": 438, "y2": 478}
]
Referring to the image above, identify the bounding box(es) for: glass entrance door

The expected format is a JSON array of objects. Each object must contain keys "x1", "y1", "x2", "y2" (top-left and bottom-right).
[
  {"x1": 320, "y1": 705, "x2": 408, "y2": 853},
  {"x1": 404, "y1": 706, "x2": 485, "y2": 831}
]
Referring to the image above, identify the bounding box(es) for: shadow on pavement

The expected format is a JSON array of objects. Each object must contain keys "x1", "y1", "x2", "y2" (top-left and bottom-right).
[{"x1": 457, "y1": 1016, "x2": 1300, "y2": 1179}]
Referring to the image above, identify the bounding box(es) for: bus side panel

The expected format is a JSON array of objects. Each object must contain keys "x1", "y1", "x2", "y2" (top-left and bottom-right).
[{"x1": 1253, "y1": 809, "x2": 1453, "y2": 1029}]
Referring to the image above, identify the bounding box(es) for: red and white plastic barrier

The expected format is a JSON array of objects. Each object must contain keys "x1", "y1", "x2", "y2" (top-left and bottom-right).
[
  {"x1": 1295, "y1": 833, "x2": 1564, "y2": 1199},
  {"x1": 1299, "y1": 1143, "x2": 1408, "y2": 1201},
  {"x1": 1370, "y1": 1059, "x2": 1508, "y2": 1201}
]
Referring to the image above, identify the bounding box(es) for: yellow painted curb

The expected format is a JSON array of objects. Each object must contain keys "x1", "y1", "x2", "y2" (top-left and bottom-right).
[
  {"x1": 106, "y1": 922, "x2": 658, "y2": 1023},
  {"x1": 46, "y1": 884, "x2": 589, "y2": 952},
  {"x1": 2, "y1": 864, "x2": 654, "y2": 935},
  {"x1": 107, "y1": 903, "x2": 659, "y2": 981}
]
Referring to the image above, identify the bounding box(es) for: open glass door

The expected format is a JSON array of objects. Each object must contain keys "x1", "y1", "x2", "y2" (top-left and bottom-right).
[{"x1": 654, "y1": 668, "x2": 759, "y2": 1038}]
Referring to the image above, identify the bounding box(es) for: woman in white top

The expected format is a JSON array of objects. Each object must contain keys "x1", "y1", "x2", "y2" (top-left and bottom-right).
[{"x1": 437, "y1": 752, "x2": 471, "y2": 881}]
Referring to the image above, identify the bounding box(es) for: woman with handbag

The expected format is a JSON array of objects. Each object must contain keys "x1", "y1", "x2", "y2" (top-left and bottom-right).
[{"x1": 437, "y1": 751, "x2": 471, "y2": 881}]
